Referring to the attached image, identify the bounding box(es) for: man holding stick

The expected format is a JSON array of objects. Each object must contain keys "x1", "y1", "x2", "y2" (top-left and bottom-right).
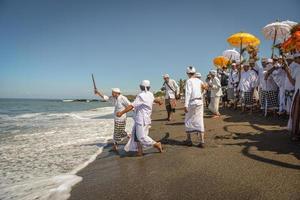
[{"x1": 93, "y1": 79, "x2": 131, "y2": 153}]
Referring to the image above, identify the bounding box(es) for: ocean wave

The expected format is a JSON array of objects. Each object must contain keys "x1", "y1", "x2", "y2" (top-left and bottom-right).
[{"x1": 0, "y1": 106, "x2": 133, "y2": 200}]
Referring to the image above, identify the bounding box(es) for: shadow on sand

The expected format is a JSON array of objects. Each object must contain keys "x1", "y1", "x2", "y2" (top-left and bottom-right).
[{"x1": 217, "y1": 108, "x2": 300, "y2": 170}]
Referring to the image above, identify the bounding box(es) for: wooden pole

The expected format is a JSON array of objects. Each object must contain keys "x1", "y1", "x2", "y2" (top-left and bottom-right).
[
  {"x1": 92, "y1": 74, "x2": 97, "y2": 90},
  {"x1": 271, "y1": 28, "x2": 277, "y2": 58}
]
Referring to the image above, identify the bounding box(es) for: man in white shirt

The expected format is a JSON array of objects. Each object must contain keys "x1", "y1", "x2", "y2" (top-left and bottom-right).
[
  {"x1": 117, "y1": 80, "x2": 163, "y2": 156},
  {"x1": 285, "y1": 52, "x2": 300, "y2": 141},
  {"x1": 238, "y1": 62, "x2": 257, "y2": 112},
  {"x1": 161, "y1": 74, "x2": 179, "y2": 121},
  {"x1": 184, "y1": 66, "x2": 207, "y2": 148},
  {"x1": 283, "y1": 55, "x2": 297, "y2": 115},
  {"x1": 259, "y1": 59, "x2": 279, "y2": 114},
  {"x1": 227, "y1": 63, "x2": 239, "y2": 107},
  {"x1": 266, "y1": 57, "x2": 286, "y2": 114},
  {"x1": 208, "y1": 70, "x2": 223, "y2": 117},
  {"x1": 95, "y1": 88, "x2": 131, "y2": 153}
]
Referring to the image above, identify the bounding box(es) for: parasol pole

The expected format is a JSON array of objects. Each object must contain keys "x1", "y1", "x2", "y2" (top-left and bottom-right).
[
  {"x1": 239, "y1": 37, "x2": 243, "y2": 79},
  {"x1": 271, "y1": 28, "x2": 278, "y2": 58}
]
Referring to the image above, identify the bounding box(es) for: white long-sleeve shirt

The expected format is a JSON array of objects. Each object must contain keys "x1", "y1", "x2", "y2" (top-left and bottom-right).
[
  {"x1": 228, "y1": 69, "x2": 239, "y2": 88},
  {"x1": 185, "y1": 77, "x2": 203, "y2": 107},
  {"x1": 210, "y1": 76, "x2": 223, "y2": 97},
  {"x1": 238, "y1": 70, "x2": 257, "y2": 92},
  {"x1": 132, "y1": 91, "x2": 154, "y2": 125},
  {"x1": 284, "y1": 62, "x2": 299, "y2": 91},
  {"x1": 103, "y1": 95, "x2": 131, "y2": 121}
]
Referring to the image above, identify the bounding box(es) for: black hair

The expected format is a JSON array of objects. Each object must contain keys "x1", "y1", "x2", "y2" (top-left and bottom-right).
[{"x1": 140, "y1": 86, "x2": 151, "y2": 91}]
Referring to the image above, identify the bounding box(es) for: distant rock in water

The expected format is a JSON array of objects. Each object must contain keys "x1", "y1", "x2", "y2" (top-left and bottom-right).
[{"x1": 62, "y1": 99, "x2": 102, "y2": 102}]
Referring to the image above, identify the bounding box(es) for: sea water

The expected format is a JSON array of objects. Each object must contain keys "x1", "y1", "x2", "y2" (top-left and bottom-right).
[{"x1": 0, "y1": 99, "x2": 133, "y2": 200}]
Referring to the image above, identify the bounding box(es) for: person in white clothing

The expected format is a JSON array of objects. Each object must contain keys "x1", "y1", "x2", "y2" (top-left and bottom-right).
[
  {"x1": 227, "y1": 63, "x2": 239, "y2": 108},
  {"x1": 238, "y1": 62, "x2": 257, "y2": 112},
  {"x1": 285, "y1": 52, "x2": 300, "y2": 141},
  {"x1": 95, "y1": 88, "x2": 131, "y2": 153},
  {"x1": 117, "y1": 80, "x2": 163, "y2": 156},
  {"x1": 208, "y1": 70, "x2": 223, "y2": 117},
  {"x1": 266, "y1": 57, "x2": 286, "y2": 114},
  {"x1": 161, "y1": 74, "x2": 179, "y2": 121},
  {"x1": 184, "y1": 66, "x2": 207, "y2": 147},
  {"x1": 283, "y1": 55, "x2": 297, "y2": 115},
  {"x1": 259, "y1": 59, "x2": 279, "y2": 114}
]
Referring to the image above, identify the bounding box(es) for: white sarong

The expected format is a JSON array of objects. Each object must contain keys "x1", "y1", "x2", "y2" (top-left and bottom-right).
[
  {"x1": 124, "y1": 123, "x2": 155, "y2": 152},
  {"x1": 185, "y1": 104, "x2": 204, "y2": 133},
  {"x1": 208, "y1": 97, "x2": 220, "y2": 114}
]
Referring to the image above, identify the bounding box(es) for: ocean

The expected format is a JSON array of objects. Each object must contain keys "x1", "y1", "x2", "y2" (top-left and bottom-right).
[{"x1": 0, "y1": 99, "x2": 133, "y2": 200}]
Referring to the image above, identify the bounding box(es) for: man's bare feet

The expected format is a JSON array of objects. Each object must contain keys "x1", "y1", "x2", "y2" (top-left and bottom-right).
[
  {"x1": 154, "y1": 142, "x2": 163, "y2": 153},
  {"x1": 110, "y1": 145, "x2": 119, "y2": 154},
  {"x1": 212, "y1": 115, "x2": 220, "y2": 119}
]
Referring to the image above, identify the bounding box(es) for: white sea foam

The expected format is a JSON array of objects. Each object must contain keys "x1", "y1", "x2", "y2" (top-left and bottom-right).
[{"x1": 0, "y1": 106, "x2": 134, "y2": 200}]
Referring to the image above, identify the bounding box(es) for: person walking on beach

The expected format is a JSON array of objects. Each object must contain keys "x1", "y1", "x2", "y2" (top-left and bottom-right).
[
  {"x1": 161, "y1": 74, "x2": 179, "y2": 121},
  {"x1": 184, "y1": 66, "x2": 207, "y2": 147},
  {"x1": 208, "y1": 70, "x2": 222, "y2": 118},
  {"x1": 94, "y1": 88, "x2": 131, "y2": 153},
  {"x1": 117, "y1": 80, "x2": 163, "y2": 156}
]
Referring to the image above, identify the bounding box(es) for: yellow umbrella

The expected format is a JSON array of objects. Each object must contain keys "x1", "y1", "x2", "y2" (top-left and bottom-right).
[
  {"x1": 227, "y1": 32, "x2": 260, "y2": 47},
  {"x1": 227, "y1": 32, "x2": 260, "y2": 63},
  {"x1": 213, "y1": 56, "x2": 229, "y2": 68}
]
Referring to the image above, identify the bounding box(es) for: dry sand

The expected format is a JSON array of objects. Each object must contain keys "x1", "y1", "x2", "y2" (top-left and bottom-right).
[{"x1": 69, "y1": 102, "x2": 300, "y2": 200}]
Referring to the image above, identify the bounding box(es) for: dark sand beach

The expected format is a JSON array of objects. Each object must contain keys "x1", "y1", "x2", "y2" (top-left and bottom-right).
[{"x1": 70, "y1": 103, "x2": 300, "y2": 200}]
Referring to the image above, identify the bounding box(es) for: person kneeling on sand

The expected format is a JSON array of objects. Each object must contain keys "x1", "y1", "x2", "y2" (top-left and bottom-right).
[
  {"x1": 95, "y1": 88, "x2": 131, "y2": 154},
  {"x1": 116, "y1": 80, "x2": 163, "y2": 156},
  {"x1": 184, "y1": 66, "x2": 207, "y2": 148}
]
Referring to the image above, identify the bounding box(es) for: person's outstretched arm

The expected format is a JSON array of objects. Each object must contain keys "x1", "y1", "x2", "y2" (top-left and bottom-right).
[
  {"x1": 116, "y1": 105, "x2": 134, "y2": 117},
  {"x1": 94, "y1": 89, "x2": 109, "y2": 101}
]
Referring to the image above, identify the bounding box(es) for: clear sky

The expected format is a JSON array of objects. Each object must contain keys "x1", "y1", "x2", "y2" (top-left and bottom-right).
[{"x1": 0, "y1": 0, "x2": 299, "y2": 99}]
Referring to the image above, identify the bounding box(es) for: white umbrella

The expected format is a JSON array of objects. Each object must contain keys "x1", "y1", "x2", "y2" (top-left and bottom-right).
[
  {"x1": 222, "y1": 49, "x2": 242, "y2": 63},
  {"x1": 281, "y1": 20, "x2": 298, "y2": 28},
  {"x1": 262, "y1": 21, "x2": 291, "y2": 57},
  {"x1": 262, "y1": 21, "x2": 290, "y2": 40}
]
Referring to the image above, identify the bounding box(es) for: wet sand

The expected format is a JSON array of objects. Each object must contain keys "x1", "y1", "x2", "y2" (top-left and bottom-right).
[{"x1": 69, "y1": 102, "x2": 300, "y2": 200}]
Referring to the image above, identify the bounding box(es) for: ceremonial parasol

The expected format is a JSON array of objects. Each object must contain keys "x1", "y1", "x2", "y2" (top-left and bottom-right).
[
  {"x1": 281, "y1": 20, "x2": 298, "y2": 28},
  {"x1": 213, "y1": 56, "x2": 229, "y2": 68},
  {"x1": 227, "y1": 32, "x2": 260, "y2": 63},
  {"x1": 222, "y1": 49, "x2": 242, "y2": 63},
  {"x1": 262, "y1": 21, "x2": 290, "y2": 57}
]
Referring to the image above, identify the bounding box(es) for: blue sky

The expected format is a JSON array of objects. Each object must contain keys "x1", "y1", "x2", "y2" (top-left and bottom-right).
[{"x1": 0, "y1": 0, "x2": 299, "y2": 99}]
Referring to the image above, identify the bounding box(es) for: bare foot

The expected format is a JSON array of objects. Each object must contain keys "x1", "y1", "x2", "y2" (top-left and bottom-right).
[
  {"x1": 154, "y1": 142, "x2": 163, "y2": 153},
  {"x1": 212, "y1": 115, "x2": 220, "y2": 119},
  {"x1": 136, "y1": 152, "x2": 143, "y2": 157},
  {"x1": 110, "y1": 145, "x2": 119, "y2": 154}
]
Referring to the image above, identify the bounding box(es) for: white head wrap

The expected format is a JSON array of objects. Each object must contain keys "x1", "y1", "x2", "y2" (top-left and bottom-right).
[
  {"x1": 140, "y1": 80, "x2": 150, "y2": 87},
  {"x1": 112, "y1": 88, "x2": 121, "y2": 93},
  {"x1": 186, "y1": 66, "x2": 196, "y2": 74},
  {"x1": 195, "y1": 72, "x2": 202, "y2": 78},
  {"x1": 209, "y1": 70, "x2": 217, "y2": 76},
  {"x1": 163, "y1": 74, "x2": 170, "y2": 78}
]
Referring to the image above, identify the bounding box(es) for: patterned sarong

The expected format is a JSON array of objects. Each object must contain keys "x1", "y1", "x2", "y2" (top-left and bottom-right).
[{"x1": 113, "y1": 120, "x2": 128, "y2": 143}]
